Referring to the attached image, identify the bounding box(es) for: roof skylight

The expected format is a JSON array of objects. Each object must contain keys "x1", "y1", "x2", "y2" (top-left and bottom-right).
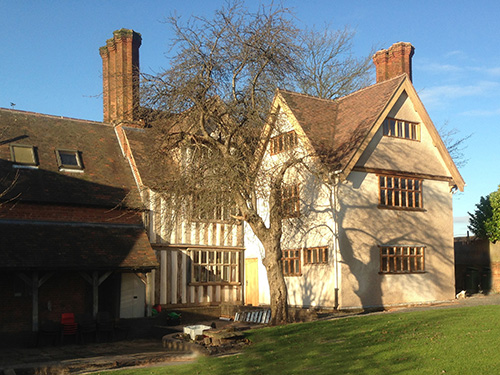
[
  {"x1": 10, "y1": 144, "x2": 38, "y2": 168},
  {"x1": 56, "y1": 149, "x2": 84, "y2": 172}
]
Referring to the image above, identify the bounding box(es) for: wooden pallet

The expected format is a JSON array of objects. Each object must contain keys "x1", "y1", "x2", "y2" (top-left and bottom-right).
[{"x1": 234, "y1": 309, "x2": 271, "y2": 324}]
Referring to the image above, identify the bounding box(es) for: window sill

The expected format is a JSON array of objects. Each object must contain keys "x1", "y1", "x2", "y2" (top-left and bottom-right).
[
  {"x1": 189, "y1": 281, "x2": 241, "y2": 286},
  {"x1": 190, "y1": 219, "x2": 240, "y2": 224},
  {"x1": 59, "y1": 167, "x2": 84, "y2": 173},
  {"x1": 379, "y1": 271, "x2": 426, "y2": 275},
  {"x1": 13, "y1": 164, "x2": 38, "y2": 169},
  {"x1": 304, "y1": 262, "x2": 329, "y2": 266},
  {"x1": 377, "y1": 205, "x2": 426, "y2": 212}
]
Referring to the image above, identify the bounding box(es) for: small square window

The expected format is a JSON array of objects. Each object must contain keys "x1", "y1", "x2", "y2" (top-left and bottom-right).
[
  {"x1": 10, "y1": 144, "x2": 38, "y2": 167},
  {"x1": 379, "y1": 245, "x2": 425, "y2": 274},
  {"x1": 56, "y1": 150, "x2": 83, "y2": 171},
  {"x1": 304, "y1": 246, "x2": 328, "y2": 264},
  {"x1": 282, "y1": 249, "x2": 301, "y2": 276}
]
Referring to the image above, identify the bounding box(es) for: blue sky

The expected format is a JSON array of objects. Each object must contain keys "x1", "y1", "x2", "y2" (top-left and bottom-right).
[{"x1": 2, "y1": 0, "x2": 499, "y2": 236}]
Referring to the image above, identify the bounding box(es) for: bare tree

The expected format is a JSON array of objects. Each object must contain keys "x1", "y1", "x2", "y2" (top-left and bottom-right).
[
  {"x1": 141, "y1": 1, "x2": 370, "y2": 324},
  {"x1": 297, "y1": 26, "x2": 374, "y2": 99},
  {"x1": 438, "y1": 121, "x2": 471, "y2": 169},
  {"x1": 0, "y1": 131, "x2": 20, "y2": 206}
]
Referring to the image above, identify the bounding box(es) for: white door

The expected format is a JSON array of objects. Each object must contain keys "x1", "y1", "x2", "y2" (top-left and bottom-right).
[{"x1": 120, "y1": 273, "x2": 146, "y2": 318}]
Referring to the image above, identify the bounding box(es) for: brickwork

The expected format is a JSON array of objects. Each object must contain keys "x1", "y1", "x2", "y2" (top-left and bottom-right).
[
  {"x1": 373, "y1": 42, "x2": 415, "y2": 83},
  {"x1": 100, "y1": 29, "x2": 142, "y2": 124},
  {"x1": 0, "y1": 273, "x2": 32, "y2": 332},
  {"x1": 0, "y1": 202, "x2": 142, "y2": 224},
  {"x1": 39, "y1": 273, "x2": 88, "y2": 323},
  {"x1": 0, "y1": 272, "x2": 89, "y2": 333},
  {"x1": 491, "y1": 262, "x2": 500, "y2": 293}
]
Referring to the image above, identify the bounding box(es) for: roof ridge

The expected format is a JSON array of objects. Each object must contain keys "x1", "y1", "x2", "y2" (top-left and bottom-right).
[
  {"x1": 336, "y1": 74, "x2": 407, "y2": 103},
  {"x1": 0, "y1": 107, "x2": 108, "y2": 126},
  {"x1": 278, "y1": 74, "x2": 407, "y2": 104},
  {"x1": 277, "y1": 88, "x2": 338, "y2": 104}
]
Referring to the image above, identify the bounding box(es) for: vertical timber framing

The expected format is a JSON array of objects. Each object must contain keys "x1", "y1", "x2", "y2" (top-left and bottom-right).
[
  {"x1": 148, "y1": 190, "x2": 245, "y2": 308},
  {"x1": 154, "y1": 245, "x2": 244, "y2": 307},
  {"x1": 18, "y1": 271, "x2": 54, "y2": 332},
  {"x1": 79, "y1": 271, "x2": 112, "y2": 318}
]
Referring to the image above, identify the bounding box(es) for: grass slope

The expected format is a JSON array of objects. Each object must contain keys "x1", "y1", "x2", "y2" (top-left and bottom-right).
[{"x1": 105, "y1": 305, "x2": 500, "y2": 375}]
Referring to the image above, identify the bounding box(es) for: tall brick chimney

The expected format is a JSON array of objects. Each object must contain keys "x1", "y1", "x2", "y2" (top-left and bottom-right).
[
  {"x1": 99, "y1": 29, "x2": 142, "y2": 124},
  {"x1": 373, "y1": 42, "x2": 414, "y2": 83}
]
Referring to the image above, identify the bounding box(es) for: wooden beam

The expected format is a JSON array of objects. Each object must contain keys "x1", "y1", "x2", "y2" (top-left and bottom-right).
[
  {"x1": 352, "y1": 166, "x2": 454, "y2": 183},
  {"x1": 99, "y1": 271, "x2": 112, "y2": 285},
  {"x1": 79, "y1": 271, "x2": 113, "y2": 318},
  {"x1": 39, "y1": 273, "x2": 54, "y2": 287},
  {"x1": 79, "y1": 271, "x2": 93, "y2": 285}
]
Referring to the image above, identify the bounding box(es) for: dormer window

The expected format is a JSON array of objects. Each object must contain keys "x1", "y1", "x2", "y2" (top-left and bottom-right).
[
  {"x1": 56, "y1": 150, "x2": 84, "y2": 172},
  {"x1": 10, "y1": 144, "x2": 38, "y2": 168},
  {"x1": 270, "y1": 130, "x2": 297, "y2": 155},
  {"x1": 383, "y1": 118, "x2": 420, "y2": 141}
]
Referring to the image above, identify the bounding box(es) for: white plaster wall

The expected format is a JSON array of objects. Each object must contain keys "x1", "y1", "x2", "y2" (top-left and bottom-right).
[
  {"x1": 357, "y1": 92, "x2": 452, "y2": 177},
  {"x1": 245, "y1": 91, "x2": 456, "y2": 310},
  {"x1": 244, "y1": 110, "x2": 340, "y2": 307},
  {"x1": 338, "y1": 172, "x2": 455, "y2": 309}
]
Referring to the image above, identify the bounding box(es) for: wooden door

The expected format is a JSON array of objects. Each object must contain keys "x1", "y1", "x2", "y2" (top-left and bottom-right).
[
  {"x1": 120, "y1": 273, "x2": 146, "y2": 318},
  {"x1": 245, "y1": 258, "x2": 259, "y2": 306}
]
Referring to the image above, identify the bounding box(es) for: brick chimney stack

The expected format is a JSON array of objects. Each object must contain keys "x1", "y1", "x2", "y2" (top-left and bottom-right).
[
  {"x1": 373, "y1": 42, "x2": 415, "y2": 83},
  {"x1": 99, "y1": 29, "x2": 142, "y2": 124}
]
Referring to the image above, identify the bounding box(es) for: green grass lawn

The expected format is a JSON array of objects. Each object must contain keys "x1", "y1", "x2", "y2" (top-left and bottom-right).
[{"x1": 103, "y1": 305, "x2": 500, "y2": 375}]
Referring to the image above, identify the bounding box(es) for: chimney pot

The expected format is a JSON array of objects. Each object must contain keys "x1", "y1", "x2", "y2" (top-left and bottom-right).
[
  {"x1": 373, "y1": 42, "x2": 415, "y2": 83},
  {"x1": 100, "y1": 29, "x2": 142, "y2": 125}
]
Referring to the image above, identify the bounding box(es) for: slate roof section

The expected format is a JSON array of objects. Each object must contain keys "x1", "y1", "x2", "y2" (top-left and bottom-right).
[
  {"x1": 0, "y1": 108, "x2": 142, "y2": 209},
  {"x1": 278, "y1": 74, "x2": 405, "y2": 172},
  {"x1": 123, "y1": 126, "x2": 176, "y2": 190},
  {"x1": 123, "y1": 127, "x2": 159, "y2": 188},
  {"x1": 0, "y1": 220, "x2": 158, "y2": 270}
]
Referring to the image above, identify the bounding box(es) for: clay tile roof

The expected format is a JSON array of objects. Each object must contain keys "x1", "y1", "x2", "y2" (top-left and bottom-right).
[
  {"x1": 0, "y1": 221, "x2": 158, "y2": 270},
  {"x1": 0, "y1": 108, "x2": 142, "y2": 209},
  {"x1": 123, "y1": 126, "x2": 175, "y2": 189},
  {"x1": 278, "y1": 74, "x2": 405, "y2": 172}
]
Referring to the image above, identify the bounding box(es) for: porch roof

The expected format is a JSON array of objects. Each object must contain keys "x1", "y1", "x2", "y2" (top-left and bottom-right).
[{"x1": 0, "y1": 220, "x2": 158, "y2": 271}]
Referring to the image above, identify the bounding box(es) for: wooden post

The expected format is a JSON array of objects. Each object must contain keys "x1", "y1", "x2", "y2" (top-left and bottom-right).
[
  {"x1": 79, "y1": 271, "x2": 112, "y2": 318},
  {"x1": 145, "y1": 272, "x2": 152, "y2": 317},
  {"x1": 92, "y1": 271, "x2": 99, "y2": 318},
  {"x1": 18, "y1": 272, "x2": 53, "y2": 332},
  {"x1": 32, "y1": 271, "x2": 39, "y2": 332}
]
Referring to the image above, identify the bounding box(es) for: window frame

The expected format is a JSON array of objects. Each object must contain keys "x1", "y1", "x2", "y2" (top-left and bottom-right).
[
  {"x1": 378, "y1": 175, "x2": 423, "y2": 210},
  {"x1": 270, "y1": 130, "x2": 298, "y2": 155},
  {"x1": 282, "y1": 184, "x2": 300, "y2": 218},
  {"x1": 55, "y1": 149, "x2": 84, "y2": 171},
  {"x1": 282, "y1": 249, "x2": 301, "y2": 276},
  {"x1": 379, "y1": 245, "x2": 425, "y2": 274},
  {"x1": 10, "y1": 144, "x2": 38, "y2": 167},
  {"x1": 383, "y1": 118, "x2": 420, "y2": 141},
  {"x1": 189, "y1": 248, "x2": 242, "y2": 285},
  {"x1": 190, "y1": 193, "x2": 238, "y2": 223},
  {"x1": 304, "y1": 246, "x2": 329, "y2": 265}
]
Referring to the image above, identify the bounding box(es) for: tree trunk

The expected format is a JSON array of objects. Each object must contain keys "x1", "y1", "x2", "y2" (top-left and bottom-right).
[
  {"x1": 262, "y1": 249, "x2": 288, "y2": 325},
  {"x1": 261, "y1": 238, "x2": 288, "y2": 325},
  {"x1": 242, "y1": 211, "x2": 289, "y2": 325}
]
